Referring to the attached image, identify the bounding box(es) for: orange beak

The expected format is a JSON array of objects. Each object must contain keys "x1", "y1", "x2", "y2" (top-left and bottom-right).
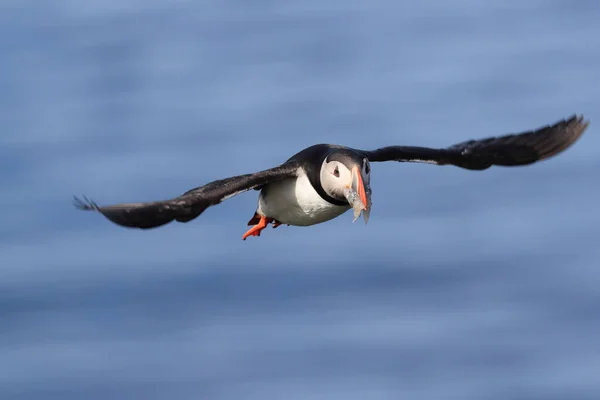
[{"x1": 351, "y1": 165, "x2": 369, "y2": 210}]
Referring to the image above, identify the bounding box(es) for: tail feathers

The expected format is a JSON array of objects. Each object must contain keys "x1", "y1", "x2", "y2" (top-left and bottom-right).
[{"x1": 247, "y1": 212, "x2": 261, "y2": 226}]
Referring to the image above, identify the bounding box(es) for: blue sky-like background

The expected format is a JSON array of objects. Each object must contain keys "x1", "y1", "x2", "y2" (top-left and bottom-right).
[{"x1": 1, "y1": 1, "x2": 600, "y2": 399}]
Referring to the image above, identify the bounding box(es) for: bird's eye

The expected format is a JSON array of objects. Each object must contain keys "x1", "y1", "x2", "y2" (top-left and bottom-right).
[
  {"x1": 333, "y1": 166, "x2": 340, "y2": 177},
  {"x1": 365, "y1": 163, "x2": 370, "y2": 174}
]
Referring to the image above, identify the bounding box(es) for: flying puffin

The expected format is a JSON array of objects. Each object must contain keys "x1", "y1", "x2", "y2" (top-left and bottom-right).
[{"x1": 74, "y1": 115, "x2": 589, "y2": 240}]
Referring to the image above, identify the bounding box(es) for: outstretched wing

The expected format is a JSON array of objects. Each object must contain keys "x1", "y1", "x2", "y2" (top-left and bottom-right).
[
  {"x1": 360, "y1": 115, "x2": 589, "y2": 170},
  {"x1": 74, "y1": 161, "x2": 300, "y2": 229}
]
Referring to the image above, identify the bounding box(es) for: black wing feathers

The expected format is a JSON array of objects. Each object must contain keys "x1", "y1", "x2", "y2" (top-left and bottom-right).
[
  {"x1": 74, "y1": 161, "x2": 299, "y2": 229},
  {"x1": 362, "y1": 115, "x2": 589, "y2": 170},
  {"x1": 75, "y1": 115, "x2": 589, "y2": 231}
]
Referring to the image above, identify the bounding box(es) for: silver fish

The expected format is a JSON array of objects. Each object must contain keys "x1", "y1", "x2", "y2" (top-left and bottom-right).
[{"x1": 343, "y1": 187, "x2": 369, "y2": 224}]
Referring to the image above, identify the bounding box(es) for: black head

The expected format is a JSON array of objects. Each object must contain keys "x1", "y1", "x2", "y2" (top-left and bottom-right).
[
  {"x1": 320, "y1": 148, "x2": 371, "y2": 206},
  {"x1": 287, "y1": 144, "x2": 372, "y2": 209}
]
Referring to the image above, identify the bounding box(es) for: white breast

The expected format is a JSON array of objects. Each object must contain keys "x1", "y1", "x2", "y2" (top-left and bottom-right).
[{"x1": 257, "y1": 171, "x2": 349, "y2": 226}]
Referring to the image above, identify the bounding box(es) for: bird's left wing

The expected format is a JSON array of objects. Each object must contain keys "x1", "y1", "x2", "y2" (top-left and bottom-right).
[
  {"x1": 74, "y1": 160, "x2": 300, "y2": 229},
  {"x1": 359, "y1": 115, "x2": 589, "y2": 170}
]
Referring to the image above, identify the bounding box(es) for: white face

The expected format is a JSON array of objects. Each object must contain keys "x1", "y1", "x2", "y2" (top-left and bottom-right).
[{"x1": 320, "y1": 157, "x2": 371, "y2": 200}]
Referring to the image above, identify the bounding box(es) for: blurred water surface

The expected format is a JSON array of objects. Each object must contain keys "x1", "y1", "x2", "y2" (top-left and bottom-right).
[{"x1": 1, "y1": 1, "x2": 600, "y2": 399}]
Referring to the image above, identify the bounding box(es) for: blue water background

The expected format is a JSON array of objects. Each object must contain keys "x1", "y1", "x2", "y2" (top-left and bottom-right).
[{"x1": 1, "y1": 1, "x2": 600, "y2": 399}]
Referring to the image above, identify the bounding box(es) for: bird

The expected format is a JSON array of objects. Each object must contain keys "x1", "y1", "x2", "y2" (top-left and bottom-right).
[{"x1": 74, "y1": 115, "x2": 589, "y2": 240}]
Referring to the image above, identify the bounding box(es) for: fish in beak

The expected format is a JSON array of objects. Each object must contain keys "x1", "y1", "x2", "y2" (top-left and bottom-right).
[{"x1": 343, "y1": 165, "x2": 372, "y2": 224}]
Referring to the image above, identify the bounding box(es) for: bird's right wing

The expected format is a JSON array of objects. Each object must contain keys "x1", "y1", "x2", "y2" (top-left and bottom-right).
[
  {"x1": 74, "y1": 160, "x2": 301, "y2": 229},
  {"x1": 360, "y1": 115, "x2": 589, "y2": 170}
]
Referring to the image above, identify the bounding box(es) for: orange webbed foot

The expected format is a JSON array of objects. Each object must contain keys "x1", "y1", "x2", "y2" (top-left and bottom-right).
[{"x1": 242, "y1": 216, "x2": 272, "y2": 240}]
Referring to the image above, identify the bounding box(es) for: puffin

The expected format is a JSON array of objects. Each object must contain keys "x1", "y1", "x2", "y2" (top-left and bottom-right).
[{"x1": 74, "y1": 115, "x2": 589, "y2": 240}]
